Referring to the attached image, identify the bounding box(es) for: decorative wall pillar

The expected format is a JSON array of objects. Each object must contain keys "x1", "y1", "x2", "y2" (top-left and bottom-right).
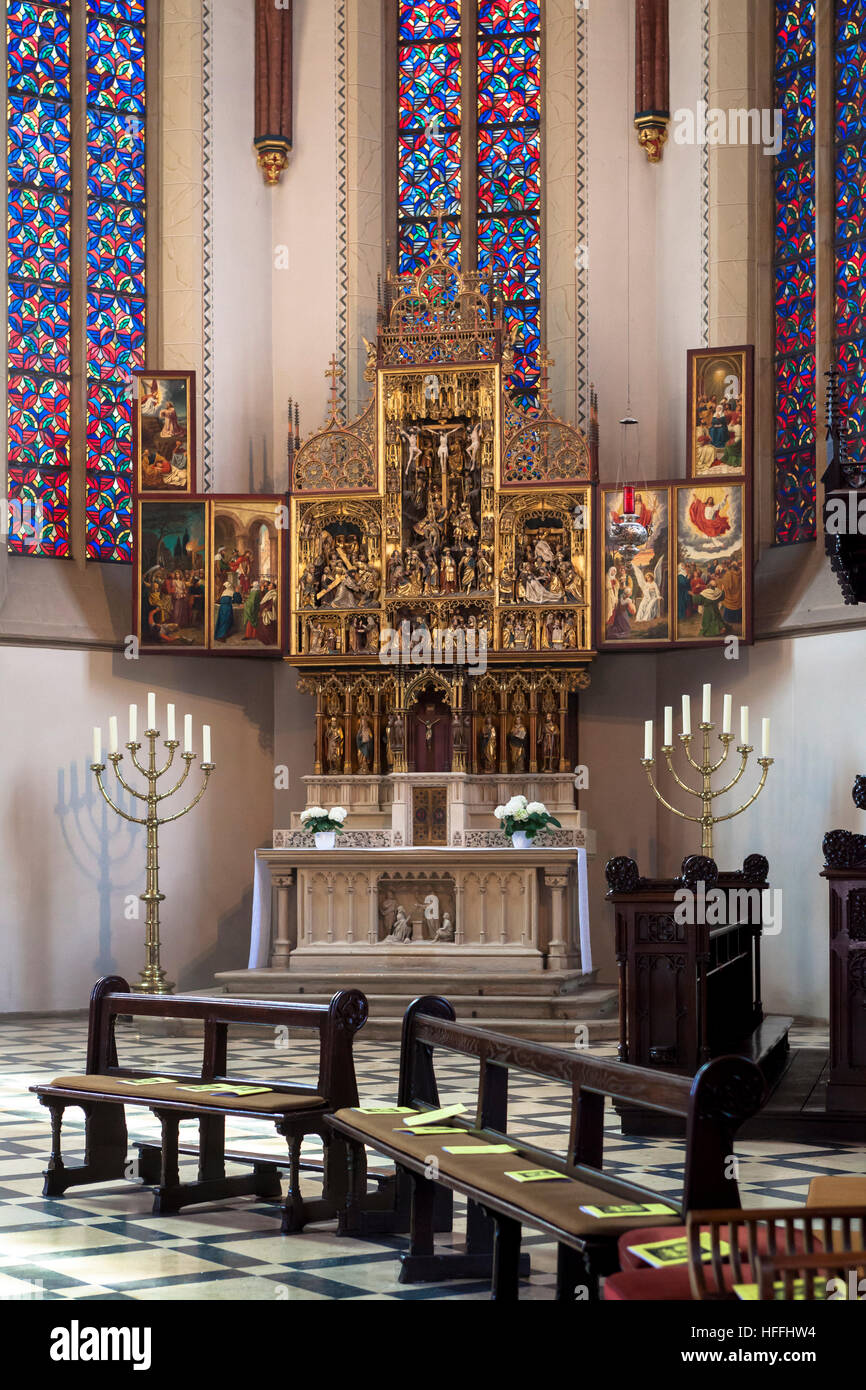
[
  {"x1": 269, "y1": 871, "x2": 295, "y2": 968},
  {"x1": 634, "y1": 0, "x2": 670, "y2": 162},
  {"x1": 254, "y1": 0, "x2": 293, "y2": 185}
]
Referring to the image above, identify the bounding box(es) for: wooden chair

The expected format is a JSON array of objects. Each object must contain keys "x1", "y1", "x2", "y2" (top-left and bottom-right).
[
  {"x1": 687, "y1": 1207, "x2": 866, "y2": 1300},
  {"x1": 755, "y1": 1250, "x2": 866, "y2": 1300}
]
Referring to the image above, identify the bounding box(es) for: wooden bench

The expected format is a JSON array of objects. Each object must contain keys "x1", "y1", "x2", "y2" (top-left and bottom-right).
[
  {"x1": 31, "y1": 975, "x2": 367, "y2": 1231},
  {"x1": 329, "y1": 995, "x2": 766, "y2": 1299}
]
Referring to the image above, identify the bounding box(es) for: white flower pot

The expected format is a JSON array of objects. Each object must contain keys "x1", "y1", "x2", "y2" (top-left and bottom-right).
[
  {"x1": 511, "y1": 830, "x2": 533, "y2": 850},
  {"x1": 314, "y1": 830, "x2": 336, "y2": 850}
]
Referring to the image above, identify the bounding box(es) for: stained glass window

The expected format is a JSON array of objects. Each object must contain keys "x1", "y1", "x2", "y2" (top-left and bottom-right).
[
  {"x1": 85, "y1": 0, "x2": 146, "y2": 561},
  {"x1": 397, "y1": 1, "x2": 462, "y2": 274},
  {"x1": 6, "y1": 0, "x2": 71, "y2": 555},
  {"x1": 834, "y1": 0, "x2": 866, "y2": 480},
  {"x1": 5, "y1": 0, "x2": 146, "y2": 561},
  {"x1": 477, "y1": 0, "x2": 541, "y2": 410},
  {"x1": 396, "y1": 0, "x2": 542, "y2": 408},
  {"x1": 773, "y1": 0, "x2": 817, "y2": 545}
]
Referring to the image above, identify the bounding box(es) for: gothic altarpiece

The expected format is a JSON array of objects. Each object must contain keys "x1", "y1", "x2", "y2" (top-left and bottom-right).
[{"x1": 232, "y1": 251, "x2": 600, "y2": 994}]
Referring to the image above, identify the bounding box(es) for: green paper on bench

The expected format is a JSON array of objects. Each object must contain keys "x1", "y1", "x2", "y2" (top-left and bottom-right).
[
  {"x1": 627, "y1": 1232, "x2": 727, "y2": 1268},
  {"x1": 116, "y1": 1077, "x2": 179, "y2": 1087},
  {"x1": 354, "y1": 1105, "x2": 415, "y2": 1115},
  {"x1": 175, "y1": 1084, "x2": 273, "y2": 1096},
  {"x1": 506, "y1": 1168, "x2": 570, "y2": 1183},
  {"x1": 734, "y1": 1280, "x2": 834, "y2": 1302},
  {"x1": 580, "y1": 1202, "x2": 678, "y2": 1219},
  {"x1": 441, "y1": 1144, "x2": 517, "y2": 1155},
  {"x1": 402, "y1": 1104, "x2": 467, "y2": 1126},
  {"x1": 398, "y1": 1126, "x2": 465, "y2": 1135}
]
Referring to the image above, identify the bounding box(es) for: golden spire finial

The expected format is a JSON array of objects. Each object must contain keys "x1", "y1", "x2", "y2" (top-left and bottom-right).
[
  {"x1": 539, "y1": 347, "x2": 555, "y2": 410},
  {"x1": 325, "y1": 353, "x2": 344, "y2": 417}
]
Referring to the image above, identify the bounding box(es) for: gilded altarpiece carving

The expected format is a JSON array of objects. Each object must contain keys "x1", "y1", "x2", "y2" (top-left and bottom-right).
[{"x1": 288, "y1": 248, "x2": 597, "y2": 794}]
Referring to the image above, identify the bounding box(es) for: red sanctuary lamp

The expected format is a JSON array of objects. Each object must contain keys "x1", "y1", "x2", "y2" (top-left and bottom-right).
[{"x1": 610, "y1": 416, "x2": 649, "y2": 561}]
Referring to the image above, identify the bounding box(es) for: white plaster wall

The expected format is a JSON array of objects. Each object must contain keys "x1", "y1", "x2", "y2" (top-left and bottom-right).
[
  {"x1": 656, "y1": 0, "x2": 707, "y2": 472},
  {"x1": 0, "y1": 647, "x2": 275, "y2": 1012},
  {"x1": 270, "y1": 0, "x2": 340, "y2": 462},
  {"x1": 209, "y1": 0, "x2": 275, "y2": 491}
]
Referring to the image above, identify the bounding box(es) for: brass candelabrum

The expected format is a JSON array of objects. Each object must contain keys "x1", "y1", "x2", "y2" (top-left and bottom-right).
[
  {"x1": 641, "y1": 723, "x2": 773, "y2": 858},
  {"x1": 91, "y1": 730, "x2": 215, "y2": 994}
]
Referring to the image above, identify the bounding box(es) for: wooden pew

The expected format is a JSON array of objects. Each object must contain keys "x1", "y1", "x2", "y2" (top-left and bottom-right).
[
  {"x1": 329, "y1": 995, "x2": 766, "y2": 1299},
  {"x1": 31, "y1": 975, "x2": 367, "y2": 1231}
]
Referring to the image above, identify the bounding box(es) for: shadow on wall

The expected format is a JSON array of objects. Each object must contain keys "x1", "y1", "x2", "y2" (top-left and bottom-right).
[
  {"x1": 180, "y1": 883, "x2": 255, "y2": 990},
  {"x1": 54, "y1": 761, "x2": 143, "y2": 981},
  {"x1": 108, "y1": 649, "x2": 276, "y2": 758}
]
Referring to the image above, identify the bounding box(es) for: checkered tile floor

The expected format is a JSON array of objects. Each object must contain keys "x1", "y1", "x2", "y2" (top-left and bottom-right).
[{"x1": 0, "y1": 1018, "x2": 861, "y2": 1300}]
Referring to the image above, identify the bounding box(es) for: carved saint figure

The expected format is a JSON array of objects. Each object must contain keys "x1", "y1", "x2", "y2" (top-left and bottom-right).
[
  {"x1": 326, "y1": 717, "x2": 344, "y2": 774},
  {"x1": 385, "y1": 711, "x2": 404, "y2": 770},
  {"x1": 508, "y1": 716, "x2": 529, "y2": 773},
  {"x1": 420, "y1": 893, "x2": 440, "y2": 938},
  {"x1": 434, "y1": 911, "x2": 455, "y2": 943},
  {"x1": 385, "y1": 905, "x2": 413, "y2": 943},
  {"x1": 538, "y1": 712, "x2": 560, "y2": 772},
  {"x1": 480, "y1": 715, "x2": 498, "y2": 772},
  {"x1": 356, "y1": 716, "x2": 374, "y2": 774}
]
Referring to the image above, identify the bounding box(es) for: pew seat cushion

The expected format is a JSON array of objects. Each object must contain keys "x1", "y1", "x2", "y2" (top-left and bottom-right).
[
  {"x1": 604, "y1": 1263, "x2": 746, "y2": 1301},
  {"x1": 43, "y1": 1075, "x2": 325, "y2": 1114},
  {"x1": 334, "y1": 1107, "x2": 683, "y2": 1240},
  {"x1": 618, "y1": 1222, "x2": 819, "y2": 1271}
]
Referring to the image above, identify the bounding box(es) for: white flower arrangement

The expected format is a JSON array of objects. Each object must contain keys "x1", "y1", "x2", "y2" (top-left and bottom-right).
[
  {"x1": 493, "y1": 795, "x2": 560, "y2": 841},
  {"x1": 300, "y1": 806, "x2": 347, "y2": 834}
]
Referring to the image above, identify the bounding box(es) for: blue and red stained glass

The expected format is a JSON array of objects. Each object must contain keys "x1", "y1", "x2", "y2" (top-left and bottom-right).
[
  {"x1": 7, "y1": 0, "x2": 71, "y2": 556},
  {"x1": 835, "y1": 0, "x2": 866, "y2": 479},
  {"x1": 6, "y1": 1, "x2": 70, "y2": 100},
  {"x1": 85, "y1": 471, "x2": 132, "y2": 563},
  {"x1": 399, "y1": 1, "x2": 461, "y2": 42},
  {"x1": 7, "y1": 466, "x2": 70, "y2": 557},
  {"x1": 773, "y1": 0, "x2": 816, "y2": 544},
  {"x1": 478, "y1": 0, "x2": 541, "y2": 409},
  {"x1": 85, "y1": 0, "x2": 146, "y2": 561},
  {"x1": 398, "y1": 3, "x2": 462, "y2": 274}
]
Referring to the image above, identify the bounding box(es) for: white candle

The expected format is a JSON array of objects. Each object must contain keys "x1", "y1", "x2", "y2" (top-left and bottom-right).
[
  {"x1": 702, "y1": 683, "x2": 712, "y2": 724},
  {"x1": 722, "y1": 694, "x2": 732, "y2": 735},
  {"x1": 184, "y1": 714, "x2": 192, "y2": 754},
  {"x1": 92, "y1": 727, "x2": 102, "y2": 765},
  {"x1": 202, "y1": 725, "x2": 212, "y2": 764},
  {"x1": 166, "y1": 704, "x2": 176, "y2": 742},
  {"x1": 129, "y1": 704, "x2": 137, "y2": 744},
  {"x1": 663, "y1": 706, "x2": 673, "y2": 747},
  {"x1": 762, "y1": 718, "x2": 771, "y2": 757},
  {"x1": 644, "y1": 720, "x2": 653, "y2": 760},
  {"x1": 109, "y1": 716, "x2": 118, "y2": 755},
  {"x1": 682, "y1": 694, "x2": 691, "y2": 737},
  {"x1": 147, "y1": 692, "x2": 156, "y2": 731},
  {"x1": 740, "y1": 706, "x2": 750, "y2": 746}
]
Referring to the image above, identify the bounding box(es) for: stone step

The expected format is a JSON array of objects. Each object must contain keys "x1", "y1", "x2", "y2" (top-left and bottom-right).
[
  {"x1": 209, "y1": 986, "x2": 617, "y2": 1022},
  {"x1": 355, "y1": 1016, "x2": 620, "y2": 1044},
  {"x1": 213, "y1": 967, "x2": 602, "y2": 999}
]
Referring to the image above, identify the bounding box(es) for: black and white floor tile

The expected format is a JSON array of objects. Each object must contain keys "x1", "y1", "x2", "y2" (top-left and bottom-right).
[{"x1": 0, "y1": 1019, "x2": 862, "y2": 1301}]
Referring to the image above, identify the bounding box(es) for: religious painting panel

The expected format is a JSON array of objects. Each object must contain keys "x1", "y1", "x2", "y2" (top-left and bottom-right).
[
  {"x1": 599, "y1": 485, "x2": 672, "y2": 649},
  {"x1": 210, "y1": 496, "x2": 286, "y2": 655},
  {"x1": 686, "y1": 345, "x2": 753, "y2": 479},
  {"x1": 673, "y1": 480, "x2": 751, "y2": 646},
  {"x1": 134, "y1": 497, "x2": 208, "y2": 653},
  {"x1": 132, "y1": 369, "x2": 196, "y2": 495}
]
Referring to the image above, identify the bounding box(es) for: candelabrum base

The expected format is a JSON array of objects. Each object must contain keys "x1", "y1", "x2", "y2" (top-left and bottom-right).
[{"x1": 131, "y1": 972, "x2": 175, "y2": 996}]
